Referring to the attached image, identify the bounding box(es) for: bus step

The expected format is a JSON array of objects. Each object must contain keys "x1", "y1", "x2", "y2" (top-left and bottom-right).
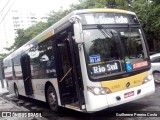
[{"x1": 62, "y1": 92, "x2": 71, "y2": 96}]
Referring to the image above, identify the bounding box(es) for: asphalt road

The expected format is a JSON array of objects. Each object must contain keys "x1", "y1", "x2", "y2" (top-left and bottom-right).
[
  {"x1": 2, "y1": 83, "x2": 160, "y2": 120},
  {"x1": 45, "y1": 83, "x2": 160, "y2": 120}
]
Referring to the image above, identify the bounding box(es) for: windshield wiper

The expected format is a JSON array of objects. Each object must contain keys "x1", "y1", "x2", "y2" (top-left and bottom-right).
[{"x1": 97, "y1": 25, "x2": 112, "y2": 38}]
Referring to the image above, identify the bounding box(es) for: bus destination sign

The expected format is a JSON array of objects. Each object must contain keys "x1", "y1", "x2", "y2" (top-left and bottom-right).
[
  {"x1": 85, "y1": 15, "x2": 128, "y2": 24},
  {"x1": 80, "y1": 13, "x2": 139, "y2": 25}
]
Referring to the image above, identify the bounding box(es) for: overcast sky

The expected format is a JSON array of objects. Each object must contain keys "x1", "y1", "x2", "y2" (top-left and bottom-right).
[
  {"x1": 0, "y1": 0, "x2": 80, "y2": 53},
  {"x1": 12, "y1": 0, "x2": 79, "y2": 13},
  {"x1": 0, "y1": 0, "x2": 79, "y2": 17}
]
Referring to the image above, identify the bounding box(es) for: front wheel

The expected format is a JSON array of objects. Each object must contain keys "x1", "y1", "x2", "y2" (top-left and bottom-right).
[
  {"x1": 47, "y1": 86, "x2": 59, "y2": 112},
  {"x1": 153, "y1": 72, "x2": 160, "y2": 83}
]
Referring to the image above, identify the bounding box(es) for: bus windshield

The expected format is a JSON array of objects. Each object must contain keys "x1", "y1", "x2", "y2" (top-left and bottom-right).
[{"x1": 83, "y1": 27, "x2": 149, "y2": 80}]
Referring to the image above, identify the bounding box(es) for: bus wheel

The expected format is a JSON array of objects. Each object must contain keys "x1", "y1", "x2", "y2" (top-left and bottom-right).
[
  {"x1": 14, "y1": 84, "x2": 19, "y2": 98},
  {"x1": 153, "y1": 72, "x2": 160, "y2": 84},
  {"x1": 47, "y1": 86, "x2": 58, "y2": 112}
]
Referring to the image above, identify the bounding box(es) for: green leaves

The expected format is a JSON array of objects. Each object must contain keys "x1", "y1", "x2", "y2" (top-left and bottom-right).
[
  {"x1": 3, "y1": 0, "x2": 160, "y2": 57},
  {"x1": 14, "y1": 22, "x2": 47, "y2": 50},
  {"x1": 47, "y1": 9, "x2": 71, "y2": 27}
]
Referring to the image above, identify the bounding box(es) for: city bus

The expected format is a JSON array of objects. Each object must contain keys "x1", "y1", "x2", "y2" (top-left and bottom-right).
[{"x1": 3, "y1": 8, "x2": 155, "y2": 112}]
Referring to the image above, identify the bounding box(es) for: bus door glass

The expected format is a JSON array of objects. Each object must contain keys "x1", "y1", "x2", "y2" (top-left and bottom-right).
[
  {"x1": 20, "y1": 54, "x2": 33, "y2": 96},
  {"x1": 55, "y1": 35, "x2": 79, "y2": 105}
]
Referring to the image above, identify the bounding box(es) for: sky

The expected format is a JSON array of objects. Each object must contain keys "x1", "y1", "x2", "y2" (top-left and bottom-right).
[
  {"x1": 12, "y1": 0, "x2": 79, "y2": 13},
  {"x1": 0, "y1": 0, "x2": 80, "y2": 53}
]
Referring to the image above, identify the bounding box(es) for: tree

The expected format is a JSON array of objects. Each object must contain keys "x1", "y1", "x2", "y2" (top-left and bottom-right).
[
  {"x1": 46, "y1": 9, "x2": 71, "y2": 27},
  {"x1": 3, "y1": 0, "x2": 160, "y2": 55},
  {"x1": 5, "y1": 22, "x2": 47, "y2": 51},
  {"x1": 129, "y1": 0, "x2": 160, "y2": 51}
]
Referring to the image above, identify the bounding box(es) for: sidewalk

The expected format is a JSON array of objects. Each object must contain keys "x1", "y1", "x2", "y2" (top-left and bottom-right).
[
  {"x1": 0, "y1": 97, "x2": 48, "y2": 120},
  {"x1": 0, "y1": 79, "x2": 8, "y2": 96},
  {"x1": 0, "y1": 80, "x2": 48, "y2": 120}
]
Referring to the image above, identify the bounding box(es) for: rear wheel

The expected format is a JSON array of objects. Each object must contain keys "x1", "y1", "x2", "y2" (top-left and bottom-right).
[
  {"x1": 153, "y1": 72, "x2": 160, "y2": 83},
  {"x1": 14, "y1": 84, "x2": 19, "y2": 98},
  {"x1": 47, "y1": 86, "x2": 59, "y2": 112}
]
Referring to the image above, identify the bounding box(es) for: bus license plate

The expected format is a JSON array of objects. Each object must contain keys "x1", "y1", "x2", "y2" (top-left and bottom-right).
[{"x1": 124, "y1": 91, "x2": 134, "y2": 98}]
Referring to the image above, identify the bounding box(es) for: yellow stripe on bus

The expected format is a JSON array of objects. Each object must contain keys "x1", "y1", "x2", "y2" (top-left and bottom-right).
[
  {"x1": 65, "y1": 105, "x2": 80, "y2": 110},
  {"x1": 86, "y1": 9, "x2": 128, "y2": 14},
  {"x1": 38, "y1": 31, "x2": 53, "y2": 43},
  {"x1": 101, "y1": 72, "x2": 148, "y2": 93}
]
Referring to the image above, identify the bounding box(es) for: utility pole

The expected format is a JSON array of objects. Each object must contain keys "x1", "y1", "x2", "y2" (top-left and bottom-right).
[{"x1": 0, "y1": 59, "x2": 4, "y2": 88}]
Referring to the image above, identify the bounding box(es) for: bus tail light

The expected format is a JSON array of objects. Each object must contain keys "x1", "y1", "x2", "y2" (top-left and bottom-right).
[
  {"x1": 87, "y1": 86, "x2": 112, "y2": 95},
  {"x1": 142, "y1": 75, "x2": 152, "y2": 84}
]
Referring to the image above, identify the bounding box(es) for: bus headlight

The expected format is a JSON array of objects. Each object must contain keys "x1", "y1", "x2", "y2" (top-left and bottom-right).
[
  {"x1": 87, "y1": 86, "x2": 112, "y2": 95},
  {"x1": 143, "y1": 75, "x2": 153, "y2": 84}
]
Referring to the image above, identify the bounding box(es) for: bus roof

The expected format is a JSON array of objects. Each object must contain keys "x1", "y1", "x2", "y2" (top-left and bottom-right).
[
  {"x1": 73, "y1": 8, "x2": 135, "y2": 15},
  {"x1": 4, "y1": 8, "x2": 136, "y2": 61}
]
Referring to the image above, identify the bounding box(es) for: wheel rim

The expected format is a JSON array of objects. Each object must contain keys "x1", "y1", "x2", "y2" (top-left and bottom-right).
[
  {"x1": 153, "y1": 72, "x2": 160, "y2": 83},
  {"x1": 48, "y1": 92, "x2": 57, "y2": 107}
]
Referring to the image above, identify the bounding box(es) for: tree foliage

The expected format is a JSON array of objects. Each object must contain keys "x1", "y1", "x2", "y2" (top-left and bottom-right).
[
  {"x1": 130, "y1": 0, "x2": 160, "y2": 51},
  {"x1": 2, "y1": 0, "x2": 160, "y2": 58},
  {"x1": 46, "y1": 9, "x2": 71, "y2": 27},
  {"x1": 5, "y1": 22, "x2": 47, "y2": 51}
]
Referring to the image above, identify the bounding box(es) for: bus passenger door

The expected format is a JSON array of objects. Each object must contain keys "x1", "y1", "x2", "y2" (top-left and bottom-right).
[
  {"x1": 20, "y1": 54, "x2": 33, "y2": 96},
  {"x1": 55, "y1": 34, "x2": 84, "y2": 108},
  {"x1": 55, "y1": 38, "x2": 77, "y2": 104}
]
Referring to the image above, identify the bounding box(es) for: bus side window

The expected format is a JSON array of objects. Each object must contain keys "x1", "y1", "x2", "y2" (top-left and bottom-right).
[
  {"x1": 28, "y1": 39, "x2": 57, "y2": 79},
  {"x1": 46, "y1": 59, "x2": 57, "y2": 78},
  {"x1": 38, "y1": 40, "x2": 57, "y2": 78},
  {"x1": 47, "y1": 60, "x2": 55, "y2": 69}
]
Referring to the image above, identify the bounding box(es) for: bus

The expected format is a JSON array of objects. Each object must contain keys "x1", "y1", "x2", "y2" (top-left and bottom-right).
[{"x1": 3, "y1": 8, "x2": 155, "y2": 112}]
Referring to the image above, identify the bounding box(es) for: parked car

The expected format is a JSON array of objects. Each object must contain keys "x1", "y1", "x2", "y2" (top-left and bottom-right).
[
  {"x1": 149, "y1": 52, "x2": 157, "y2": 55},
  {"x1": 150, "y1": 53, "x2": 160, "y2": 83}
]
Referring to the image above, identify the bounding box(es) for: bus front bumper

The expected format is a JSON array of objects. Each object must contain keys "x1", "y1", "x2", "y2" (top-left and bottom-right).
[{"x1": 85, "y1": 80, "x2": 155, "y2": 112}]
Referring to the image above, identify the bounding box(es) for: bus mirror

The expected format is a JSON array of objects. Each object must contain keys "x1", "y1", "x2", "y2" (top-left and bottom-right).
[{"x1": 74, "y1": 23, "x2": 83, "y2": 44}]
